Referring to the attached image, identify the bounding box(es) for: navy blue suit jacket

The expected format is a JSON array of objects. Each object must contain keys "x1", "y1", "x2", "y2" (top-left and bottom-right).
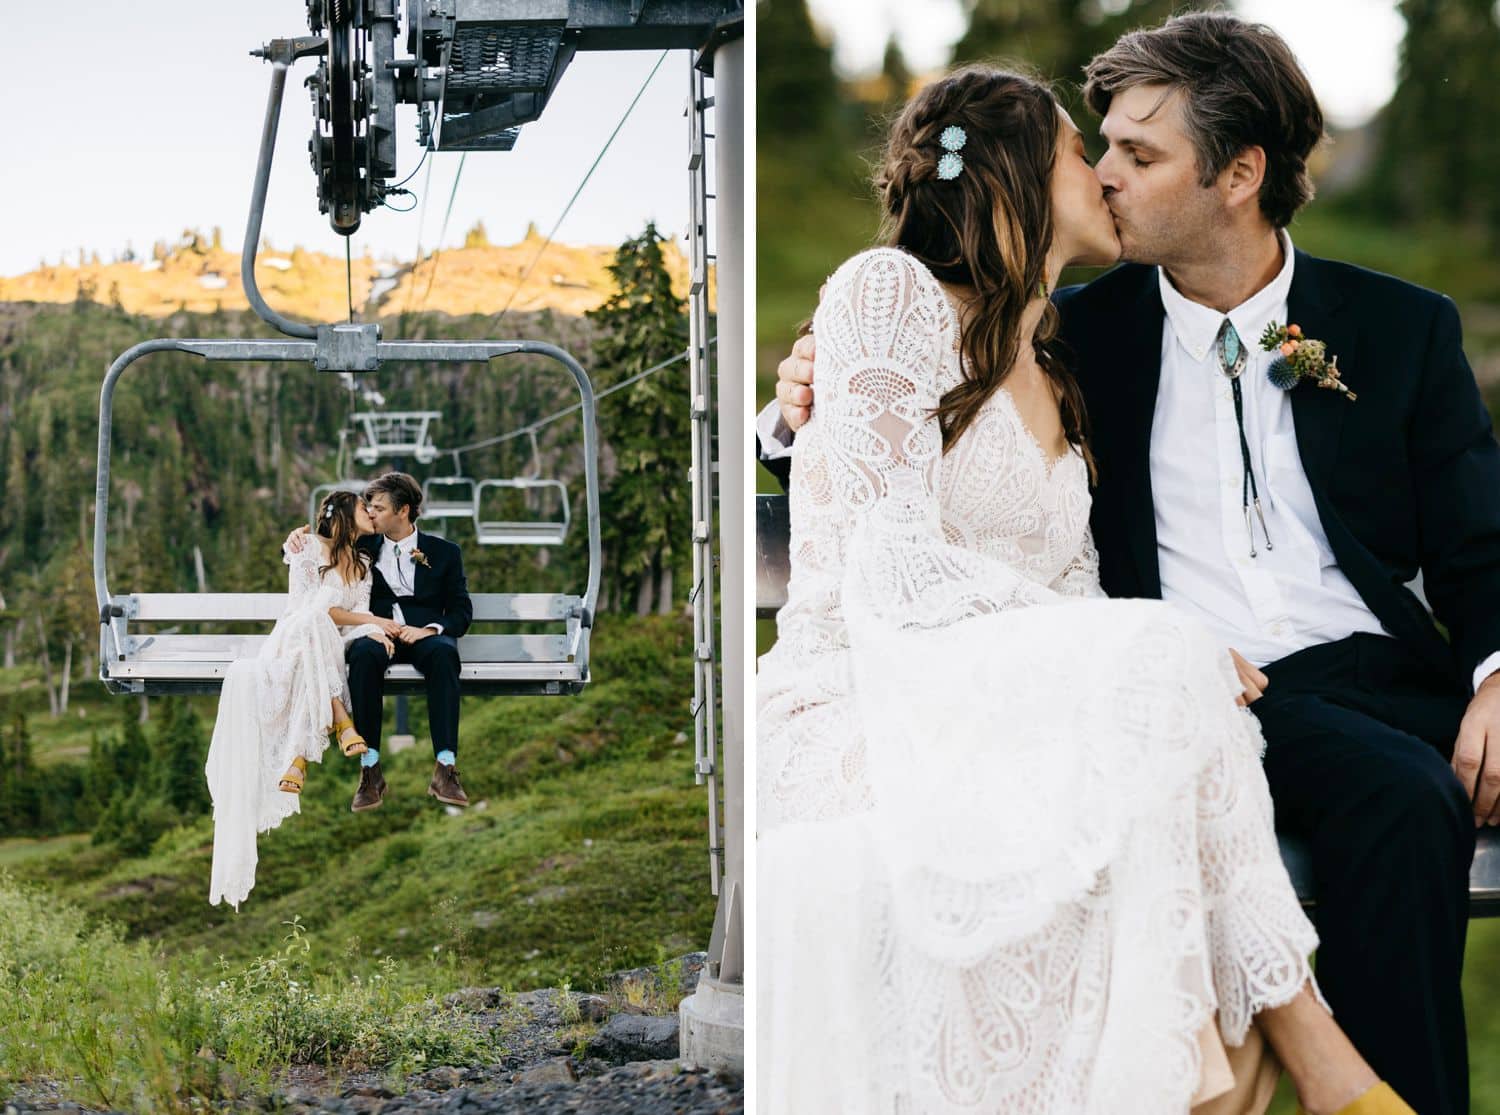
[{"x1": 356, "y1": 530, "x2": 474, "y2": 640}]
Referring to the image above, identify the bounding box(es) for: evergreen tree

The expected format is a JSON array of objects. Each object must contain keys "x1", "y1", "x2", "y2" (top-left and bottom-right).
[
  {"x1": 586, "y1": 224, "x2": 691, "y2": 614},
  {"x1": 154, "y1": 699, "x2": 211, "y2": 817},
  {"x1": 1363, "y1": 0, "x2": 1500, "y2": 234},
  {"x1": 757, "y1": 0, "x2": 841, "y2": 141}
]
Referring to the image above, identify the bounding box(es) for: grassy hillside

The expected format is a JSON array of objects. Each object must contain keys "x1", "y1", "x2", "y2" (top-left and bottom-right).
[{"x1": 1, "y1": 615, "x2": 714, "y2": 992}]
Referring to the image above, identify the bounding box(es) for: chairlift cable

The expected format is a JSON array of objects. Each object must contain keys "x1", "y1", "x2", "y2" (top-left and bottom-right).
[
  {"x1": 445, "y1": 338, "x2": 707, "y2": 455},
  {"x1": 401, "y1": 149, "x2": 439, "y2": 320},
  {"x1": 482, "y1": 51, "x2": 669, "y2": 333},
  {"x1": 418, "y1": 153, "x2": 468, "y2": 314}
]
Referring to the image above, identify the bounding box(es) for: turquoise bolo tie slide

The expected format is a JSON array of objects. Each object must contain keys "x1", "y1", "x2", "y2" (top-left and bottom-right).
[{"x1": 1215, "y1": 319, "x2": 1274, "y2": 558}]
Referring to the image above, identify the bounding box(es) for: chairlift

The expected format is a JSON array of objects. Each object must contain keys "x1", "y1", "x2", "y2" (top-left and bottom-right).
[
  {"x1": 353, "y1": 410, "x2": 440, "y2": 465},
  {"x1": 93, "y1": 29, "x2": 601, "y2": 698},
  {"x1": 473, "y1": 430, "x2": 571, "y2": 546},
  {"x1": 422, "y1": 454, "x2": 480, "y2": 519}
]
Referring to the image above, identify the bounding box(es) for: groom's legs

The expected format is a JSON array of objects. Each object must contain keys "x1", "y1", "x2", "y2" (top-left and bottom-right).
[
  {"x1": 1255, "y1": 636, "x2": 1472, "y2": 1115},
  {"x1": 346, "y1": 637, "x2": 390, "y2": 753},
  {"x1": 393, "y1": 634, "x2": 461, "y2": 759}
]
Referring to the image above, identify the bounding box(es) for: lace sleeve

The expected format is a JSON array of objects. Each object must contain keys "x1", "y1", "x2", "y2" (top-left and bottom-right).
[
  {"x1": 283, "y1": 540, "x2": 323, "y2": 610},
  {"x1": 815, "y1": 249, "x2": 1059, "y2": 631},
  {"x1": 1049, "y1": 528, "x2": 1104, "y2": 597}
]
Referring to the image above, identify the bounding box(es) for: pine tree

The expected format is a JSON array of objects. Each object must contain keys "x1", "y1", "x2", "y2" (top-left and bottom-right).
[
  {"x1": 587, "y1": 224, "x2": 691, "y2": 614},
  {"x1": 154, "y1": 700, "x2": 211, "y2": 817}
]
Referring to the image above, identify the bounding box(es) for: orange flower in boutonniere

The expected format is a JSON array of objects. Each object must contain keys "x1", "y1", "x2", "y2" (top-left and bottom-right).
[
  {"x1": 1260, "y1": 322, "x2": 1356, "y2": 401},
  {"x1": 410, "y1": 548, "x2": 431, "y2": 569}
]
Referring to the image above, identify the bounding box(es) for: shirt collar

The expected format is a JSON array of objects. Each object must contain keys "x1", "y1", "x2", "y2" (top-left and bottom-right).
[{"x1": 1157, "y1": 229, "x2": 1296, "y2": 364}]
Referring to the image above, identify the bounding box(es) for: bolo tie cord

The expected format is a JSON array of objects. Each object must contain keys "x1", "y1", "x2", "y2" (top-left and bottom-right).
[{"x1": 1216, "y1": 320, "x2": 1273, "y2": 558}]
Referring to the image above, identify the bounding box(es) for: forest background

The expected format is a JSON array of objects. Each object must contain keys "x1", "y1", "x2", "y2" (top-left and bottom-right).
[{"x1": 757, "y1": 1, "x2": 1500, "y2": 1111}]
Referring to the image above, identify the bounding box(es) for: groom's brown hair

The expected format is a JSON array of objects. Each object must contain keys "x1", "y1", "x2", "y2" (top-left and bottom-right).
[
  {"x1": 1082, "y1": 11, "x2": 1324, "y2": 229},
  {"x1": 366, "y1": 471, "x2": 423, "y2": 524}
]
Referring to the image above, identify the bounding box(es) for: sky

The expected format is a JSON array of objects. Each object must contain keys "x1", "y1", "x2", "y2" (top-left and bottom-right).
[
  {"x1": 803, "y1": 0, "x2": 1408, "y2": 130},
  {"x1": 1, "y1": 0, "x2": 709, "y2": 276}
]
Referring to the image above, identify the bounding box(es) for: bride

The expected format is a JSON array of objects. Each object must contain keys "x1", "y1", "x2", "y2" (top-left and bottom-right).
[
  {"x1": 757, "y1": 67, "x2": 1412, "y2": 1115},
  {"x1": 205, "y1": 489, "x2": 400, "y2": 908}
]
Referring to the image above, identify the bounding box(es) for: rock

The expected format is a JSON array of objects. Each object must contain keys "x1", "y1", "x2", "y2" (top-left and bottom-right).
[
  {"x1": 575, "y1": 993, "x2": 610, "y2": 1022},
  {"x1": 513, "y1": 1057, "x2": 578, "y2": 1085},
  {"x1": 608, "y1": 952, "x2": 708, "y2": 999},
  {"x1": 444, "y1": 987, "x2": 505, "y2": 1011},
  {"x1": 411, "y1": 1065, "x2": 465, "y2": 1091},
  {"x1": 282, "y1": 1086, "x2": 317, "y2": 1104},
  {"x1": 343, "y1": 1083, "x2": 397, "y2": 1099},
  {"x1": 587, "y1": 1012, "x2": 681, "y2": 1063}
]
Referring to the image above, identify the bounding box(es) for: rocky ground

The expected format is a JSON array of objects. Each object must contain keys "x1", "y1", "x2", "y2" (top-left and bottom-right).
[{"x1": 2, "y1": 958, "x2": 742, "y2": 1115}]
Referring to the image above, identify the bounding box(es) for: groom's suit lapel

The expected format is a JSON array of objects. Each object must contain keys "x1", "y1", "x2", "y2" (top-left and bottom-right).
[
  {"x1": 1115, "y1": 274, "x2": 1168, "y2": 599},
  {"x1": 1285, "y1": 251, "x2": 1353, "y2": 494}
]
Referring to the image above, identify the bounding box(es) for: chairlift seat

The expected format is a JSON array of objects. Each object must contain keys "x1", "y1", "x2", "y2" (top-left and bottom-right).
[
  {"x1": 474, "y1": 477, "x2": 571, "y2": 546},
  {"x1": 422, "y1": 475, "x2": 479, "y2": 518},
  {"x1": 99, "y1": 591, "x2": 589, "y2": 697},
  {"x1": 353, "y1": 410, "x2": 441, "y2": 465}
]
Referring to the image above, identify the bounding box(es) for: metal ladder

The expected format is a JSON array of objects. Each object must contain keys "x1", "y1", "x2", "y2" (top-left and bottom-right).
[{"x1": 686, "y1": 59, "x2": 723, "y2": 896}]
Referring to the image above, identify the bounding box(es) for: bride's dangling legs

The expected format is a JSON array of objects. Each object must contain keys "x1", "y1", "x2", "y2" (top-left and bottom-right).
[
  {"x1": 1256, "y1": 984, "x2": 1388, "y2": 1114},
  {"x1": 330, "y1": 696, "x2": 367, "y2": 757}
]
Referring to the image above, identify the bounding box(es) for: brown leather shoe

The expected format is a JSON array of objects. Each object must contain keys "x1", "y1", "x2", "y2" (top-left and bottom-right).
[
  {"x1": 351, "y1": 763, "x2": 387, "y2": 812},
  {"x1": 428, "y1": 762, "x2": 469, "y2": 807}
]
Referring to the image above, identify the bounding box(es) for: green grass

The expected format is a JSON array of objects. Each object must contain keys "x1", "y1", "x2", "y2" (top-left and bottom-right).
[{"x1": 0, "y1": 618, "x2": 717, "y2": 1115}]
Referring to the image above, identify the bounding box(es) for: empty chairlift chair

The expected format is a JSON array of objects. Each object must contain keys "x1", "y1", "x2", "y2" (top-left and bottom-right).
[{"x1": 473, "y1": 430, "x2": 571, "y2": 546}]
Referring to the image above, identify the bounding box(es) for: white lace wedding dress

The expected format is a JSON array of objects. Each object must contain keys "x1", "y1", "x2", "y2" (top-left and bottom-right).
[
  {"x1": 205, "y1": 539, "x2": 382, "y2": 908},
  {"x1": 757, "y1": 249, "x2": 1323, "y2": 1114}
]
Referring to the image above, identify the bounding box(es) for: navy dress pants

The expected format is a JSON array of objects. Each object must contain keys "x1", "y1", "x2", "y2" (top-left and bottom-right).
[
  {"x1": 346, "y1": 633, "x2": 462, "y2": 759},
  {"x1": 1254, "y1": 633, "x2": 1474, "y2": 1115}
]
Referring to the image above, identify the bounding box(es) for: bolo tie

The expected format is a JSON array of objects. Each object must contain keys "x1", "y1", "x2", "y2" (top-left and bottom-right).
[{"x1": 1215, "y1": 319, "x2": 1273, "y2": 558}]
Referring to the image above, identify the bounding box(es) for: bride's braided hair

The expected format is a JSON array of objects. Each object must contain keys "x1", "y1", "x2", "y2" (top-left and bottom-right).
[
  {"x1": 875, "y1": 65, "x2": 1094, "y2": 478},
  {"x1": 316, "y1": 490, "x2": 372, "y2": 586}
]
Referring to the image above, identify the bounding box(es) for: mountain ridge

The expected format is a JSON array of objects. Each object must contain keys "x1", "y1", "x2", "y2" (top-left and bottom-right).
[{"x1": 0, "y1": 227, "x2": 709, "y2": 323}]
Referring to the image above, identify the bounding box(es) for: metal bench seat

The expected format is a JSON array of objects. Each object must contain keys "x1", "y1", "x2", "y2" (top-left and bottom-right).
[
  {"x1": 100, "y1": 591, "x2": 589, "y2": 696},
  {"x1": 755, "y1": 491, "x2": 1500, "y2": 914}
]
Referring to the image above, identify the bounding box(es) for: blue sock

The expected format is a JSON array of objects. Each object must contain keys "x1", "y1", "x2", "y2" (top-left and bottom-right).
[
  {"x1": 436, "y1": 749, "x2": 456, "y2": 767},
  {"x1": 361, "y1": 748, "x2": 381, "y2": 768}
]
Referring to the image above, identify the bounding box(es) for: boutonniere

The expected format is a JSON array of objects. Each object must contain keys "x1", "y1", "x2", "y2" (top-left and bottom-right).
[
  {"x1": 410, "y1": 548, "x2": 430, "y2": 569},
  {"x1": 1259, "y1": 322, "x2": 1357, "y2": 401}
]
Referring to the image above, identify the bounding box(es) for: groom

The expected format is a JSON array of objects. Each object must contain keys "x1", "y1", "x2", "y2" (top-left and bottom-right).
[{"x1": 763, "y1": 14, "x2": 1500, "y2": 1114}]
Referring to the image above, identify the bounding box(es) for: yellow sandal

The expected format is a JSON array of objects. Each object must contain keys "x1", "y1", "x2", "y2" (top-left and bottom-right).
[
  {"x1": 331, "y1": 716, "x2": 367, "y2": 758},
  {"x1": 278, "y1": 756, "x2": 309, "y2": 794},
  {"x1": 1298, "y1": 1083, "x2": 1417, "y2": 1115}
]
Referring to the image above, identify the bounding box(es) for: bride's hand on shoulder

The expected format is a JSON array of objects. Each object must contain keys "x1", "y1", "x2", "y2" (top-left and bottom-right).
[
  {"x1": 1228, "y1": 648, "x2": 1269, "y2": 707},
  {"x1": 777, "y1": 331, "x2": 818, "y2": 433}
]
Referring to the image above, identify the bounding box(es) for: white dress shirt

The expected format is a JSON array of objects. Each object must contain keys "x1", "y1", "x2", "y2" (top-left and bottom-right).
[
  {"x1": 1150, "y1": 232, "x2": 1390, "y2": 666},
  {"x1": 759, "y1": 233, "x2": 1498, "y2": 687},
  {"x1": 377, "y1": 530, "x2": 442, "y2": 632}
]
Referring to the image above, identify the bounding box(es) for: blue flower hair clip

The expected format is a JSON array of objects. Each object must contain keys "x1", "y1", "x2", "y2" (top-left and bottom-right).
[{"x1": 937, "y1": 125, "x2": 967, "y2": 181}]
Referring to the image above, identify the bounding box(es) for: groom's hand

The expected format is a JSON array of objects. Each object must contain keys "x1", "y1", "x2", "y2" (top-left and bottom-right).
[
  {"x1": 1453, "y1": 672, "x2": 1500, "y2": 825},
  {"x1": 397, "y1": 625, "x2": 434, "y2": 645},
  {"x1": 776, "y1": 333, "x2": 817, "y2": 433},
  {"x1": 285, "y1": 525, "x2": 311, "y2": 554}
]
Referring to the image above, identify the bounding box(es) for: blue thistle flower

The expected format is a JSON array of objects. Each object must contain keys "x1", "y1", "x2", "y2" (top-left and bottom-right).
[{"x1": 1267, "y1": 355, "x2": 1300, "y2": 391}]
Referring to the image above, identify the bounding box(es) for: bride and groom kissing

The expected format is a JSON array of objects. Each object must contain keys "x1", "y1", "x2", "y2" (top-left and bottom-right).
[
  {"x1": 206, "y1": 471, "x2": 473, "y2": 910},
  {"x1": 759, "y1": 11, "x2": 1498, "y2": 1115}
]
